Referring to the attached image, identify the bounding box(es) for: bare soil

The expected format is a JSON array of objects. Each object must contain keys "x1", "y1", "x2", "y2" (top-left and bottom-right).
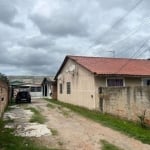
[{"x1": 4, "y1": 98, "x2": 150, "y2": 150}]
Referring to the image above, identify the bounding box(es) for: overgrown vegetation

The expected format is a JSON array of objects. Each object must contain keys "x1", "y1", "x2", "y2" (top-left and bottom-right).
[
  {"x1": 57, "y1": 106, "x2": 70, "y2": 117},
  {"x1": 101, "y1": 140, "x2": 123, "y2": 150},
  {"x1": 27, "y1": 107, "x2": 46, "y2": 124},
  {"x1": 9, "y1": 98, "x2": 16, "y2": 106},
  {"x1": 50, "y1": 128, "x2": 58, "y2": 136},
  {"x1": 0, "y1": 119, "x2": 53, "y2": 150},
  {"x1": 47, "y1": 103, "x2": 56, "y2": 109},
  {"x1": 45, "y1": 99, "x2": 150, "y2": 144},
  {"x1": 47, "y1": 102, "x2": 70, "y2": 117},
  {"x1": 138, "y1": 109, "x2": 147, "y2": 128}
]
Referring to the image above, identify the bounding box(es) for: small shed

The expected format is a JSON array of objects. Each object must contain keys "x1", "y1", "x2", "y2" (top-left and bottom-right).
[{"x1": 41, "y1": 77, "x2": 54, "y2": 98}]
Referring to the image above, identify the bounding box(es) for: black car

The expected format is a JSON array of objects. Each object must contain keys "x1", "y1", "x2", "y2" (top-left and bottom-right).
[{"x1": 15, "y1": 91, "x2": 31, "y2": 103}]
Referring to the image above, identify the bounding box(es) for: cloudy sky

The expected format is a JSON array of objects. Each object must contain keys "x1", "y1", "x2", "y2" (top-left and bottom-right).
[{"x1": 0, "y1": 0, "x2": 150, "y2": 76}]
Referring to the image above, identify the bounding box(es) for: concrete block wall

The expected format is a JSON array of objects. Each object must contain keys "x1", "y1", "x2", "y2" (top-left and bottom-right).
[
  {"x1": 0, "y1": 80, "x2": 9, "y2": 117},
  {"x1": 101, "y1": 86, "x2": 150, "y2": 123}
]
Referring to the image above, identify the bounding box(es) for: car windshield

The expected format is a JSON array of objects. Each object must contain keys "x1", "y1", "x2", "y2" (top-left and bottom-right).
[{"x1": 18, "y1": 92, "x2": 28, "y2": 96}]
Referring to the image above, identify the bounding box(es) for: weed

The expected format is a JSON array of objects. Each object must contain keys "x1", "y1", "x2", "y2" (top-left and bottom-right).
[
  {"x1": 138, "y1": 109, "x2": 147, "y2": 128},
  {"x1": 58, "y1": 141, "x2": 63, "y2": 146},
  {"x1": 0, "y1": 119, "x2": 52, "y2": 150},
  {"x1": 50, "y1": 128, "x2": 58, "y2": 136},
  {"x1": 9, "y1": 98, "x2": 16, "y2": 105},
  {"x1": 27, "y1": 107, "x2": 46, "y2": 124},
  {"x1": 101, "y1": 140, "x2": 123, "y2": 150},
  {"x1": 56, "y1": 105, "x2": 70, "y2": 117},
  {"x1": 61, "y1": 110, "x2": 70, "y2": 117},
  {"x1": 47, "y1": 103, "x2": 56, "y2": 109}
]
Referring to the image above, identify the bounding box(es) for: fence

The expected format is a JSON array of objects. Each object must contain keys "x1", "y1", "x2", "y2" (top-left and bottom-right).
[
  {"x1": 100, "y1": 86, "x2": 150, "y2": 124},
  {"x1": 0, "y1": 80, "x2": 9, "y2": 117}
]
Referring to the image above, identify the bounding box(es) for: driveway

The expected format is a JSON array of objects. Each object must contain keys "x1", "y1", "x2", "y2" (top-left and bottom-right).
[{"x1": 4, "y1": 98, "x2": 150, "y2": 150}]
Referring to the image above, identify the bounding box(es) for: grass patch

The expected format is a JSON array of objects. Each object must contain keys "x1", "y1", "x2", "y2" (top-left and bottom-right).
[
  {"x1": 45, "y1": 99, "x2": 150, "y2": 144},
  {"x1": 9, "y1": 98, "x2": 16, "y2": 106},
  {"x1": 0, "y1": 119, "x2": 54, "y2": 150},
  {"x1": 101, "y1": 140, "x2": 123, "y2": 150},
  {"x1": 27, "y1": 107, "x2": 46, "y2": 124},
  {"x1": 47, "y1": 103, "x2": 56, "y2": 109},
  {"x1": 50, "y1": 128, "x2": 58, "y2": 136},
  {"x1": 57, "y1": 106, "x2": 70, "y2": 117},
  {"x1": 58, "y1": 141, "x2": 63, "y2": 146}
]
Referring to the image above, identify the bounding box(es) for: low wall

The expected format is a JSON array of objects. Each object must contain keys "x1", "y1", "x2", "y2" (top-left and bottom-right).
[
  {"x1": 0, "y1": 80, "x2": 9, "y2": 117},
  {"x1": 101, "y1": 86, "x2": 150, "y2": 123}
]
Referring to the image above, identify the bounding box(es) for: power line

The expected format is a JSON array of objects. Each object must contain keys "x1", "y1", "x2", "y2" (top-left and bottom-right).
[
  {"x1": 93, "y1": 0, "x2": 144, "y2": 46},
  {"x1": 105, "y1": 0, "x2": 144, "y2": 31},
  {"x1": 115, "y1": 38, "x2": 149, "y2": 74},
  {"x1": 109, "y1": 16, "x2": 150, "y2": 56}
]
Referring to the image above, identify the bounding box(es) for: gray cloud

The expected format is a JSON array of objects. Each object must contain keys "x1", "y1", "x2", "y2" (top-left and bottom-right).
[
  {"x1": 18, "y1": 35, "x2": 54, "y2": 49},
  {"x1": 0, "y1": 0, "x2": 24, "y2": 29},
  {"x1": 29, "y1": 0, "x2": 89, "y2": 37},
  {"x1": 0, "y1": 0, "x2": 149, "y2": 76},
  {"x1": 30, "y1": 15, "x2": 87, "y2": 37}
]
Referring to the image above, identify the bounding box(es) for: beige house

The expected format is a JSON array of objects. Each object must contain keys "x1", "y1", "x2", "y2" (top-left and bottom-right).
[{"x1": 55, "y1": 56, "x2": 150, "y2": 121}]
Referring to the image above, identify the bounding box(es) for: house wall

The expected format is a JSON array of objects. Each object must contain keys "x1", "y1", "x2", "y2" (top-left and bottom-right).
[
  {"x1": 94, "y1": 76, "x2": 142, "y2": 109},
  {"x1": 98, "y1": 86, "x2": 150, "y2": 123},
  {"x1": 57, "y1": 59, "x2": 96, "y2": 109},
  {"x1": 0, "y1": 80, "x2": 9, "y2": 117},
  {"x1": 52, "y1": 82, "x2": 57, "y2": 99}
]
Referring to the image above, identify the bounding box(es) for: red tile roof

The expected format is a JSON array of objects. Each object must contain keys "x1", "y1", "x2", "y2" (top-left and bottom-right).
[{"x1": 69, "y1": 56, "x2": 150, "y2": 76}]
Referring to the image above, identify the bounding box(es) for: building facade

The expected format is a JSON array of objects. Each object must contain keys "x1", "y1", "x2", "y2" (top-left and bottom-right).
[{"x1": 55, "y1": 55, "x2": 150, "y2": 122}]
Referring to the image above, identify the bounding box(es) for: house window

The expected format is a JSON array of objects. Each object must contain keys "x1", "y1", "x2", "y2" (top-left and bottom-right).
[
  {"x1": 107, "y1": 78, "x2": 124, "y2": 87},
  {"x1": 143, "y1": 79, "x2": 150, "y2": 86},
  {"x1": 59, "y1": 83, "x2": 63, "y2": 94},
  {"x1": 31, "y1": 87, "x2": 41, "y2": 92},
  {"x1": 66, "y1": 82, "x2": 71, "y2": 94}
]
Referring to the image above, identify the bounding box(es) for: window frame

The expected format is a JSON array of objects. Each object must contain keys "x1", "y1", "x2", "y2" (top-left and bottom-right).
[
  {"x1": 66, "y1": 82, "x2": 71, "y2": 94},
  {"x1": 142, "y1": 78, "x2": 150, "y2": 86},
  {"x1": 59, "y1": 83, "x2": 63, "y2": 94},
  {"x1": 106, "y1": 78, "x2": 125, "y2": 87},
  {"x1": 30, "y1": 86, "x2": 41, "y2": 92}
]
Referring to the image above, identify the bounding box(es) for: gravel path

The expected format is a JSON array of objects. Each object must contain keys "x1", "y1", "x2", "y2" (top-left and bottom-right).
[
  {"x1": 31, "y1": 99, "x2": 150, "y2": 150},
  {"x1": 4, "y1": 98, "x2": 150, "y2": 150}
]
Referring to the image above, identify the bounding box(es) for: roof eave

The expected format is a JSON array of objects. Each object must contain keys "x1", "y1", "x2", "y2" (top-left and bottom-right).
[
  {"x1": 95, "y1": 73, "x2": 150, "y2": 77},
  {"x1": 54, "y1": 55, "x2": 70, "y2": 80}
]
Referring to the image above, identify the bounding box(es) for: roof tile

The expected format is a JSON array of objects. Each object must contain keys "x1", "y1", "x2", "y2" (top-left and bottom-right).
[{"x1": 69, "y1": 56, "x2": 150, "y2": 76}]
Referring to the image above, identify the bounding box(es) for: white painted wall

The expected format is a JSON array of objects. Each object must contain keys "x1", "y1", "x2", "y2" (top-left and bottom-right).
[
  {"x1": 30, "y1": 92, "x2": 42, "y2": 98},
  {"x1": 57, "y1": 59, "x2": 96, "y2": 109}
]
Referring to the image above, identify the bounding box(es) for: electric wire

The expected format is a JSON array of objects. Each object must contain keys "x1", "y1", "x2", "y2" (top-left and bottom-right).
[{"x1": 114, "y1": 38, "x2": 149, "y2": 73}]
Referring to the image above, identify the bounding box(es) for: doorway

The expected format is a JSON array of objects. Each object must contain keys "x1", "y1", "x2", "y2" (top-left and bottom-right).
[{"x1": 44, "y1": 85, "x2": 47, "y2": 96}]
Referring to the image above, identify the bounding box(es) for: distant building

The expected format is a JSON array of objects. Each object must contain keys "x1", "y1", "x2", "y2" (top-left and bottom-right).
[
  {"x1": 41, "y1": 77, "x2": 54, "y2": 98},
  {"x1": 9, "y1": 76, "x2": 54, "y2": 99}
]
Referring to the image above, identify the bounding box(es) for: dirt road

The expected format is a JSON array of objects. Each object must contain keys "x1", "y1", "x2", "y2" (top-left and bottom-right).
[{"x1": 4, "y1": 99, "x2": 150, "y2": 150}]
